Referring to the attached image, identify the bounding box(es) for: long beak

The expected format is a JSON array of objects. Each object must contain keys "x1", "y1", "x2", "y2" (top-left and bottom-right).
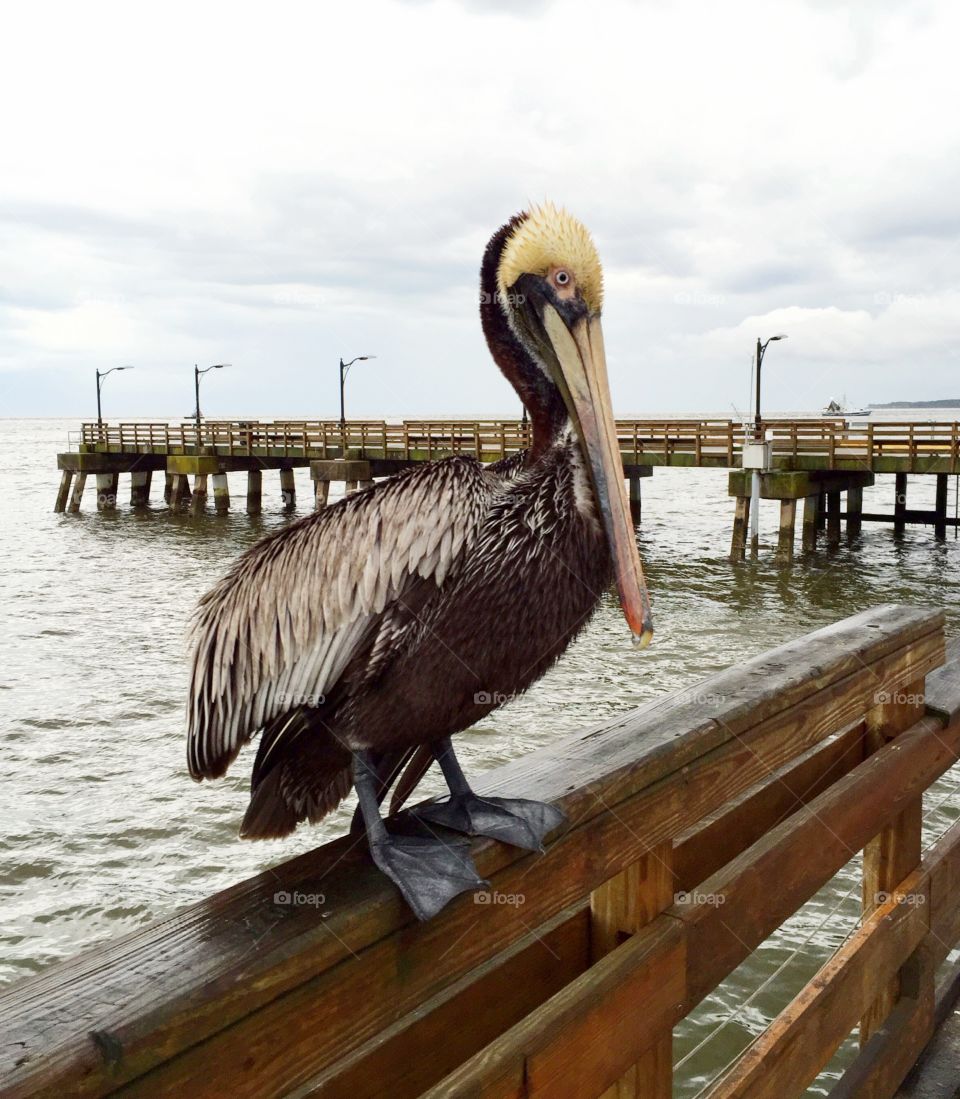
[{"x1": 542, "y1": 304, "x2": 653, "y2": 647}]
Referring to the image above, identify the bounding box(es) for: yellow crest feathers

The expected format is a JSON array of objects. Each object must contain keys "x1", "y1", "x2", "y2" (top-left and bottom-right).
[{"x1": 497, "y1": 202, "x2": 604, "y2": 314}]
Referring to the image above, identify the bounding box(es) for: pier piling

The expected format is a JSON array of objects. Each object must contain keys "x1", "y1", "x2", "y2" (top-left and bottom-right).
[
  {"x1": 935, "y1": 473, "x2": 948, "y2": 540},
  {"x1": 777, "y1": 498, "x2": 797, "y2": 560},
  {"x1": 246, "y1": 469, "x2": 262, "y2": 515},
  {"x1": 190, "y1": 474, "x2": 208, "y2": 516},
  {"x1": 731, "y1": 495, "x2": 751, "y2": 559},
  {"x1": 895, "y1": 473, "x2": 908, "y2": 535},
  {"x1": 130, "y1": 470, "x2": 152, "y2": 508},
  {"x1": 313, "y1": 478, "x2": 329, "y2": 510},
  {"x1": 54, "y1": 470, "x2": 72, "y2": 513},
  {"x1": 96, "y1": 472, "x2": 119, "y2": 512},
  {"x1": 212, "y1": 474, "x2": 230, "y2": 515},
  {"x1": 68, "y1": 473, "x2": 86, "y2": 513},
  {"x1": 802, "y1": 493, "x2": 819, "y2": 552},
  {"x1": 827, "y1": 492, "x2": 842, "y2": 544},
  {"x1": 169, "y1": 474, "x2": 190, "y2": 510},
  {"x1": 280, "y1": 468, "x2": 296, "y2": 511},
  {"x1": 163, "y1": 472, "x2": 173, "y2": 505},
  {"x1": 847, "y1": 485, "x2": 863, "y2": 538}
]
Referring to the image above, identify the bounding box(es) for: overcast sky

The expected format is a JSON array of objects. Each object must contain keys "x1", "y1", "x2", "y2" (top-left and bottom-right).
[{"x1": 2, "y1": 0, "x2": 958, "y2": 420}]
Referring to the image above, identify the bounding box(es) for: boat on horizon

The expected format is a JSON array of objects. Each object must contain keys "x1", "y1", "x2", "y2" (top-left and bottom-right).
[{"x1": 822, "y1": 397, "x2": 871, "y2": 418}]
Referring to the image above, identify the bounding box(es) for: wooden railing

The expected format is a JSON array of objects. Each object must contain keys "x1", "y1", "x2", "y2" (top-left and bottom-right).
[
  {"x1": 77, "y1": 419, "x2": 960, "y2": 471},
  {"x1": 2, "y1": 605, "x2": 959, "y2": 1097}
]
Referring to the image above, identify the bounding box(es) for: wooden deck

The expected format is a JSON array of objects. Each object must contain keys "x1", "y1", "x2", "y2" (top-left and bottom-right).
[{"x1": 3, "y1": 605, "x2": 960, "y2": 1097}]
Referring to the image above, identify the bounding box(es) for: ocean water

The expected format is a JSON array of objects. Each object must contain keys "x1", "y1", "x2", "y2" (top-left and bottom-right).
[{"x1": 2, "y1": 414, "x2": 959, "y2": 1095}]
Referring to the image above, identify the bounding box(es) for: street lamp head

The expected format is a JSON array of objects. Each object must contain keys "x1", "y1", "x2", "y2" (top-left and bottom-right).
[
  {"x1": 770, "y1": 334, "x2": 788, "y2": 341},
  {"x1": 212, "y1": 363, "x2": 231, "y2": 369},
  {"x1": 117, "y1": 365, "x2": 133, "y2": 371}
]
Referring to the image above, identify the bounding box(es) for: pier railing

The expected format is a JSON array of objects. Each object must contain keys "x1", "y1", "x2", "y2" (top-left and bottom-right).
[
  {"x1": 77, "y1": 418, "x2": 960, "y2": 472},
  {"x1": 2, "y1": 605, "x2": 960, "y2": 1097}
]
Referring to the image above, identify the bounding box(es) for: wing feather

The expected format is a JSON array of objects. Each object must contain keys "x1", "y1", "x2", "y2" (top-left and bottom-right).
[{"x1": 186, "y1": 457, "x2": 490, "y2": 780}]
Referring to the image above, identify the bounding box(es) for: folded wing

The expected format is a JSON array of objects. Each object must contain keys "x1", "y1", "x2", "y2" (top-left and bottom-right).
[{"x1": 186, "y1": 457, "x2": 491, "y2": 781}]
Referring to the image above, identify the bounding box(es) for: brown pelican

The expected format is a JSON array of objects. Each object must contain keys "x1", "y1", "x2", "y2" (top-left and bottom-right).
[{"x1": 186, "y1": 204, "x2": 653, "y2": 920}]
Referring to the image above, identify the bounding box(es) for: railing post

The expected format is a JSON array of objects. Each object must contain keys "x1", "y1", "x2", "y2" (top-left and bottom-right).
[
  {"x1": 590, "y1": 843, "x2": 675, "y2": 1097},
  {"x1": 860, "y1": 675, "x2": 927, "y2": 1046}
]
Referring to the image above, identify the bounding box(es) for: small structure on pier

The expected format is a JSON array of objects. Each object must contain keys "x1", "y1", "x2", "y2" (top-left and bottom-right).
[{"x1": 2, "y1": 606, "x2": 960, "y2": 1097}]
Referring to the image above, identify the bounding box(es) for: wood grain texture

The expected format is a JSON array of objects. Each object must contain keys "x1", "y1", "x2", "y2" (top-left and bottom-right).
[
  {"x1": 861, "y1": 677, "x2": 928, "y2": 1045},
  {"x1": 706, "y1": 873, "x2": 928, "y2": 1099}
]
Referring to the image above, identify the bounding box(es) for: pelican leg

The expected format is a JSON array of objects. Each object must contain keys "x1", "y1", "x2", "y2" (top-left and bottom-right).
[
  {"x1": 353, "y1": 751, "x2": 486, "y2": 922},
  {"x1": 414, "y1": 738, "x2": 566, "y2": 853}
]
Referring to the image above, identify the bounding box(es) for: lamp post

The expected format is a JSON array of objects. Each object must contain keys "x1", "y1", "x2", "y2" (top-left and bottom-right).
[
  {"x1": 95, "y1": 366, "x2": 133, "y2": 427},
  {"x1": 754, "y1": 334, "x2": 787, "y2": 438},
  {"x1": 339, "y1": 355, "x2": 375, "y2": 431},
  {"x1": 749, "y1": 334, "x2": 787, "y2": 553},
  {"x1": 194, "y1": 363, "x2": 230, "y2": 425}
]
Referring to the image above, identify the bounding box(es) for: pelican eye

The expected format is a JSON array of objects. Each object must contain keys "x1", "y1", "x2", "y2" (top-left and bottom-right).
[{"x1": 555, "y1": 270, "x2": 570, "y2": 286}]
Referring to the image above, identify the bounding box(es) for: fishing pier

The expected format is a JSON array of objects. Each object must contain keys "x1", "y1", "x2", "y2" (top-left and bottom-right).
[
  {"x1": 56, "y1": 418, "x2": 960, "y2": 557},
  {"x1": 3, "y1": 605, "x2": 960, "y2": 1096}
]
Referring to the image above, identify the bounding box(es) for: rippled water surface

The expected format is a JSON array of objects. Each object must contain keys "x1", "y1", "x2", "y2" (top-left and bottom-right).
[{"x1": 2, "y1": 416, "x2": 959, "y2": 1094}]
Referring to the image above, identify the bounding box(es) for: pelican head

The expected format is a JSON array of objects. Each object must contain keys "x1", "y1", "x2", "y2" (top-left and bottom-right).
[{"x1": 495, "y1": 203, "x2": 653, "y2": 648}]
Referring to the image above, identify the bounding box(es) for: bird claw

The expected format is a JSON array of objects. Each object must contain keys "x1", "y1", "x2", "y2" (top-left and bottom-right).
[
  {"x1": 415, "y1": 793, "x2": 566, "y2": 853},
  {"x1": 369, "y1": 833, "x2": 487, "y2": 922}
]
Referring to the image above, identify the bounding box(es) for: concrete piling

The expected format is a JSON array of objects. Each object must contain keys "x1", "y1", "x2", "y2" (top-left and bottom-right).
[
  {"x1": 935, "y1": 474, "x2": 948, "y2": 540},
  {"x1": 846, "y1": 486, "x2": 863, "y2": 538},
  {"x1": 190, "y1": 474, "x2": 208, "y2": 516},
  {"x1": 68, "y1": 473, "x2": 87, "y2": 513},
  {"x1": 130, "y1": 471, "x2": 152, "y2": 508},
  {"x1": 802, "y1": 494, "x2": 819, "y2": 552},
  {"x1": 731, "y1": 495, "x2": 751, "y2": 560},
  {"x1": 777, "y1": 498, "x2": 797, "y2": 560},
  {"x1": 96, "y1": 473, "x2": 119, "y2": 512},
  {"x1": 246, "y1": 469, "x2": 262, "y2": 515},
  {"x1": 280, "y1": 469, "x2": 296, "y2": 511},
  {"x1": 55, "y1": 471, "x2": 73, "y2": 513},
  {"x1": 212, "y1": 474, "x2": 230, "y2": 515},
  {"x1": 894, "y1": 473, "x2": 908, "y2": 535}
]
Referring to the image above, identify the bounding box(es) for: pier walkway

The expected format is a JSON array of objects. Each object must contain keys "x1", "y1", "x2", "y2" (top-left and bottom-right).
[
  {"x1": 2, "y1": 605, "x2": 960, "y2": 1097},
  {"x1": 55, "y1": 418, "x2": 960, "y2": 557}
]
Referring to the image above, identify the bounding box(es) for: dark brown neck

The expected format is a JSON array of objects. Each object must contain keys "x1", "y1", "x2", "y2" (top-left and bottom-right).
[{"x1": 479, "y1": 217, "x2": 567, "y2": 463}]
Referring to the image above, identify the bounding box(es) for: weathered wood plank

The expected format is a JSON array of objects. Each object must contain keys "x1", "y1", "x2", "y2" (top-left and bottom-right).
[
  {"x1": 830, "y1": 945, "x2": 937, "y2": 1099},
  {"x1": 678, "y1": 712, "x2": 958, "y2": 1010},
  {"x1": 923, "y1": 817, "x2": 960, "y2": 967},
  {"x1": 673, "y1": 723, "x2": 866, "y2": 891},
  {"x1": 297, "y1": 906, "x2": 591, "y2": 1099},
  {"x1": 705, "y1": 873, "x2": 929, "y2": 1099},
  {"x1": 419, "y1": 919, "x2": 686, "y2": 1099},
  {"x1": 592, "y1": 843, "x2": 674, "y2": 1099},
  {"x1": 861, "y1": 676, "x2": 927, "y2": 1045}
]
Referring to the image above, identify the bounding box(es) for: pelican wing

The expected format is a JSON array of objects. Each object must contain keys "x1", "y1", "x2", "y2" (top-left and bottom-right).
[{"x1": 186, "y1": 457, "x2": 490, "y2": 780}]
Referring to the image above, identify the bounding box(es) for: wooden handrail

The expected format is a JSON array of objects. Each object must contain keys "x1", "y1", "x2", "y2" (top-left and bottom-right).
[
  {"x1": 78, "y1": 418, "x2": 960, "y2": 473},
  {"x1": 2, "y1": 607, "x2": 959, "y2": 1099}
]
